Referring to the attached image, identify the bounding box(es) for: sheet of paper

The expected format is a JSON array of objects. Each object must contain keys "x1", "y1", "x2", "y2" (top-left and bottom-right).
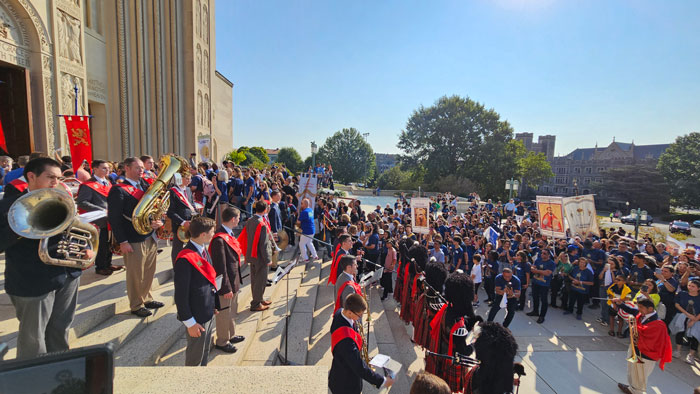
[
  {"x1": 369, "y1": 354, "x2": 390, "y2": 368},
  {"x1": 78, "y1": 210, "x2": 107, "y2": 223}
]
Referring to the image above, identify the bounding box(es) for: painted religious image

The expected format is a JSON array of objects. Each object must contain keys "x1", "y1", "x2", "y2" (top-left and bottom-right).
[
  {"x1": 411, "y1": 197, "x2": 430, "y2": 234},
  {"x1": 536, "y1": 197, "x2": 566, "y2": 238}
]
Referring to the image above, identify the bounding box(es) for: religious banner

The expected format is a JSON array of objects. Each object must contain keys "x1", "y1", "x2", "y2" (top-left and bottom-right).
[
  {"x1": 411, "y1": 197, "x2": 430, "y2": 234},
  {"x1": 63, "y1": 116, "x2": 93, "y2": 173},
  {"x1": 665, "y1": 235, "x2": 684, "y2": 255},
  {"x1": 562, "y1": 194, "x2": 600, "y2": 237},
  {"x1": 198, "y1": 135, "x2": 211, "y2": 162},
  {"x1": 536, "y1": 196, "x2": 566, "y2": 239},
  {"x1": 298, "y1": 172, "x2": 318, "y2": 210}
]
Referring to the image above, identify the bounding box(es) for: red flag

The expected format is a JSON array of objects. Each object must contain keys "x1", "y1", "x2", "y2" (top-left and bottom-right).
[
  {"x1": 63, "y1": 116, "x2": 93, "y2": 173},
  {"x1": 0, "y1": 115, "x2": 8, "y2": 153}
]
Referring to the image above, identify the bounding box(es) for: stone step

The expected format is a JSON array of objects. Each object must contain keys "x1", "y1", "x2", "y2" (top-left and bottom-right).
[
  {"x1": 114, "y1": 304, "x2": 184, "y2": 366},
  {"x1": 158, "y1": 252, "x2": 308, "y2": 367},
  {"x1": 71, "y1": 280, "x2": 176, "y2": 352},
  {"x1": 114, "y1": 365, "x2": 329, "y2": 394}
]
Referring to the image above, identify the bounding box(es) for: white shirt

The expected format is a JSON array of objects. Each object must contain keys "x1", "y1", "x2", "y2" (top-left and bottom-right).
[
  {"x1": 641, "y1": 311, "x2": 657, "y2": 325},
  {"x1": 472, "y1": 263, "x2": 483, "y2": 283},
  {"x1": 94, "y1": 175, "x2": 109, "y2": 185},
  {"x1": 124, "y1": 177, "x2": 142, "y2": 189},
  {"x1": 222, "y1": 224, "x2": 234, "y2": 236},
  {"x1": 182, "y1": 240, "x2": 210, "y2": 328}
]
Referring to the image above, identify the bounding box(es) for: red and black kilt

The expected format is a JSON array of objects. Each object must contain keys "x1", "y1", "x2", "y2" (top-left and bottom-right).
[
  {"x1": 393, "y1": 261, "x2": 405, "y2": 303},
  {"x1": 399, "y1": 276, "x2": 414, "y2": 323},
  {"x1": 412, "y1": 294, "x2": 428, "y2": 346},
  {"x1": 433, "y1": 357, "x2": 468, "y2": 393}
]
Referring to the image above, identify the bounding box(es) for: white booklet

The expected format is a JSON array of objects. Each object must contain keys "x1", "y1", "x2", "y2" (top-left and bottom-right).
[{"x1": 369, "y1": 353, "x2": 402, "y2": 379}]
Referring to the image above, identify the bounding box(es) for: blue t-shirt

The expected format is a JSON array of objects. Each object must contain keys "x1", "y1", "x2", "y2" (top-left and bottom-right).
[
  {"x1": 451, "y1": 246, "x2": 465, "y2": 271},
  {"x1": 299, "y1": 207, "x2": 315, "y2": 235},
  {"x1": 657, "y1": 276, "x2": 679, "y2": 299},
  {"x1": 3, "y1": 167, "x2": 23, "y2": 184},
  {"x1": 628, "y1": 265, "x2": 653, "y2": 285},
  {"x1": 216, "y1": 180, "x2": 228, "y2": 203},
  {"x1": 495, "y1": 274, "x2": 521, "y2": 293},
  {"x1": 244, "y1": 177, "x2": 257, "y2": 200},
  {"x1": 532, "y1": 258, "x2": 556, "y2": 287},
  {"x1": 515, "y1": 262, "x2": 531, "y2": 284},
  {"x1": 229, "y1": 178, "x2": 244, "y2": 197},
  {"x1": 190, "y1": 175, "x2": 203, "y2": 192},
  {"x1": 611, "y1": 249, "x2": 634, "y2": 267},
  {"x1": 674, "y1": 291, "x2": 700, "y2": 313},
  {"x1": 484, "y1": 259, "x2": 499, "y2": 279},
  {"x1": 570, "y1": 266, "x2": 594, "y2": 294},
  {"x1": 366, "y1": 233, "x2": 380, "y2": 257}
]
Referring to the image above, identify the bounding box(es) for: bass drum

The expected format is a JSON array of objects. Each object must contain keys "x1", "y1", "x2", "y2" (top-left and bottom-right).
[{"x1": 617, "y1": 301, "x2": 637, "y2": 319}]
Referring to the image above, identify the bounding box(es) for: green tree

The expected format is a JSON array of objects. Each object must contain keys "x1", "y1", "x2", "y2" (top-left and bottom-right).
[
  {"x1": 303, "y1": 155, "x2": 313, "y2": 172},
  {"x1": 518, "y1": 150, "x2": 555, "y2": 189},
  {"x1": 377, "y1": 166, "x2": 410, "y2": 189},
  {"x1": 317, "y1": 128, "x2": 376, "y2": 184},
  {"x1": 247, "y1": 147, "x2": 270, "y2": 164},
  {"x1": 275, "y1": 147, "x2": 304, "y2": 173},
  {"x1": 224, "y1": 150, "x2": 247, "y2": 165},
  {"x1": 657, "y1": 132, "x2": 700, "y2": 209},
  {"x1": 398, "y1": 95, "x2": 518, "y2": 199},
  {"x1": 241, "y1": 151, "x2": 265, "y2": 168}
]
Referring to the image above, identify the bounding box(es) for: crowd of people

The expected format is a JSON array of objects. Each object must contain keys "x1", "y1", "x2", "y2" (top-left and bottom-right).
[{"x1": 1, "y1": 151, "x2": 697, "y2": 393}]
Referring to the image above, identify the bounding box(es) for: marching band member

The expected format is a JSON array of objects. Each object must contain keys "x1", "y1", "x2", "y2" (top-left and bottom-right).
[
  {"x1": 612, "y1": 298, "x2": 672, "y2": 394},
  {"x1": 239, "y1": 200, "x2": 273, "y2": 312},
  {"x1": 140, "y1": 155, "x2": 157, "y2": 184},
  {"x1": 108, "y1": 157, "x2": 164, "y2": 318},
  {"x1": 77, "y1": 159, "x2": 120, "y2": 275},
  {"x1": 173, "y1": 216, "x2": 220, "y2": 366},
  {"x1": 334, "y1": 255, "x2": 362, "y2": 314},
  {"x1": 463, "y1": 321, "x2": 523, "y2": 394},
  {"x1": 426, "y1": 272, "x2": 480, "y2": 393},
  {"x1": 0, "y1": 158, "x2": 93, "y2": 358},
  {"x1": 413, "y1": 261, "x2": 448, "y2": 349},
  {"x1": 328, "y1": 234, "x2": 353, "y2": 287},
  {"x1": 167, "y1": 172, "x2": 196, "y2": 264},
  {"x1": 209, "y1": 206, "x2": 245, "y2": 353},
  {"x1": 329, "y1": 293, "x2": 394, "y2": 394}
]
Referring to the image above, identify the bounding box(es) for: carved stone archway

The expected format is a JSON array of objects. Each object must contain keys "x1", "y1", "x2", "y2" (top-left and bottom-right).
[{"x1": 0, "y1": 0, "x2": 57, "y2": 153}]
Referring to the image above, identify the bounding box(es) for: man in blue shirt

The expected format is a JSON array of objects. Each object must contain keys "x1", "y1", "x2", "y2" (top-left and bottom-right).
[
  {"x1": 430, "y1": 240, "x2": 445, "y2": 264},
  {"x1": 2, "y1": 155, "x2": 29, "y2": 185},
  {"x1": 611, "y1": 242, "x2": 634, "y2": 268},
  {"x1": 628, "y1": 254, "x2": 653, "y2": 292},
  {"x1": 564, "y1": 258, "x2": 594, "y2": 319},
  {"x1": 487, "y1": 268, "x2": 521, "y2": 327},
  {"x1": 450, "y1": 236, "x2": 465, "y2": 272},
  {"x1": 297, "y1": 198, "x2": 318, "y2": 262},
  {"x1": 527, "y1": 248, "x2": 556, "y2": 323},
  {"x1": 242, "y1": 168, "x2": 257, "y2": 215}
]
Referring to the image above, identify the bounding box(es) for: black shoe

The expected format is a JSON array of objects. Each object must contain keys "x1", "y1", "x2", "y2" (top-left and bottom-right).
[
  {"x1": 270, "y1": 266, "x2": 278, "y2": 272},
  {"x1": 131, "y1": 307, "x2": 152, "y2": 317},
  {"x1": 526, "y1": 311, "x2": 539, "y2": 317},
  {"x1": 536, "y1": 317, "x2": 545, "y2": 324},
  {"x1": 550, "y1": 303, "x2": 558, "y2": 309},
  {"x1": 215, "y1": 343, "x2": 237, "y2": 353},
  {"x1": 95, "y1": 268, "x2": 112, "y2": 276},
  {"x1": 144, "y1": 301, "x2": 165, "y2": 309},
  {"x1": 266, "y1": 282, "x2": 272, "y2": 287},
  {"x1": 588, "y1": 303, "x2": 600, "y2": 309},
  {"x1": 267, "y1": 279, "x2": 273, "y2": 283},
  {"x1": 229, "y1": 335, "x2": 245, "y2": 344}
]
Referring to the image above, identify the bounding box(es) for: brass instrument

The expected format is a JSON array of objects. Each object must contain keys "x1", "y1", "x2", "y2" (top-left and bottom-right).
[
  {"x1": 8, "y1": 188, "x2": 99, "y2": 269},
  {"x1": 627, "y1": 316, "x2": 644, "y2": 364},
  {"x1": 359, "y1": 286, "x2": 371, "y2": 365},
  {"x1": 132, "y1": 155, "x2": 190, "y2": 235}
]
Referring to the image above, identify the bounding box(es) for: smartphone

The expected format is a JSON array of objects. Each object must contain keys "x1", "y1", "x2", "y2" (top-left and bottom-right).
[
  {"x1": 640, "y1": 285, "x2": 649, "y2": 293},
  {"x1": 655, "y1": 268, "x2": 662, "y2": 275},
  {"x1": 0, "y1": 344, "x2": 113, "y2": 394}
]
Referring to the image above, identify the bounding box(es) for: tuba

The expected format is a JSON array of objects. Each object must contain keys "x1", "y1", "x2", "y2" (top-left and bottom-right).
[
  {"x1": 132, "y1": 155, "x2": 190, "y2": 235},
  {"x1": 8, "y1": 188, "x2": 99, "y2": 269}
]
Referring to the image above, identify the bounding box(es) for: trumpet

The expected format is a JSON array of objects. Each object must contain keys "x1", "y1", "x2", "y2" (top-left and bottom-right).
[
  {"x1": 627, "y1": 316, "x2": 644, "y2": 364},
  {"x1": 8, "y1": 188, "x2": 99, "y2": 269}
]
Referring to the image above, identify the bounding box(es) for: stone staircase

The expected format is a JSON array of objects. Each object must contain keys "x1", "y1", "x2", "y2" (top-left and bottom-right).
[{"x1": 0, "y1": 240, "x2": 423, "y2": 392}]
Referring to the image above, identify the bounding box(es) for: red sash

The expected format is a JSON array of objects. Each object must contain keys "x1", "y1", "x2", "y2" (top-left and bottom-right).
[
  {"x1": 142, "y1": 173, "x2": 155, "y2": 185},
  {"x1": 81, "y1": 180, "x2": 111, "y2": 198},
  {"x1": 327, "y1": 248, "x2": 346, "y2": 286},
  {"x1": 209, "y1": 232, "x2": 243, "y2": 266},
  {"x1": 238, "y1": 220, "x2": 268, "y2": 258},
  {"x1": 447, "y1": 318, "x2": 465, "y2": 357},
  {"x1": 331, "y1": 326, "x2": 363, "y2": 354},
  {"x1": 176, "y1": 249, "x2": 218, "y2": 288},
  {"x1": 171, "y1": 187, "x2": 196, "y2": 212},
  {"x1": 115, "y1": 183, "x2": 145, "y2": 200},
  {"x1": 429, "y1": 304, "x2": 448, "y2": 352},
  {"x1": 9, "y1": 178, "x2": 27, "y2": 192},
  {"x1": 334, "y1": 280, "x2": 363, "y2": 314}
]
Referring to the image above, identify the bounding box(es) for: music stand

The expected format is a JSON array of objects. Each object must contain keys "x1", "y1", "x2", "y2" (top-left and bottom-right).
[{"x1": 275, "y1": 251, "x2": 300, "y2": 366}]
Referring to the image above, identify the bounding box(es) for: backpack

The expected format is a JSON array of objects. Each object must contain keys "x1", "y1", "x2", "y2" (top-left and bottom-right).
[{"x1": 197, "y1": 174, "x2": 216, "y2": 198}]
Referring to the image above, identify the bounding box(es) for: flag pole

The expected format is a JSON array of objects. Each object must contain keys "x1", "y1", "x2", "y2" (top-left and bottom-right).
[{"x1": 74, "y1": 84, "x2": 79, "y2": 116}]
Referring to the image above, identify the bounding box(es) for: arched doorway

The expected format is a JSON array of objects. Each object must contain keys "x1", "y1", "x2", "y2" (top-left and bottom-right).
[{"x1": 0, "y1": 0, "x2": 56, "y2": 158}]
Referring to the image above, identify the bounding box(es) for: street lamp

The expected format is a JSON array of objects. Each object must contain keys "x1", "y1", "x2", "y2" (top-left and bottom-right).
[
  {"x1": 311, "y1": 141, "x2": 317, "y2": 172},
  {"x1": 573, "y1": 178, "x2": 578, "y2": 196}
]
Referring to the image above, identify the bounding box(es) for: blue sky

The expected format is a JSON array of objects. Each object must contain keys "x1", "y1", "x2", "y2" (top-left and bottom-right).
[{"x1": 216, "y1": 0, "x2": 700, "y2": 159}]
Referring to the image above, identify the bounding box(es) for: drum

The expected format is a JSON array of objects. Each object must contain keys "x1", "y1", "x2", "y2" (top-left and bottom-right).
[
  {"x1": 157, "y1": 217, "x2": 174, "y2": 240},
  {"x1": 276, "y1": 229, "x2": 289, "y2": 250}
]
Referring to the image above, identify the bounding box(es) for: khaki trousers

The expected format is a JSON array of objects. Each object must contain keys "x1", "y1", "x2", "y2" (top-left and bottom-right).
[
  {"x1": 215, "y1": 292, "x2": 238, "y2": 346},
  {"x1": 627, "y1": 347, "x2": 656, "y2": 394},
  {"x1": 123, "y1": 237, "x2": 158, "y2": 311}
]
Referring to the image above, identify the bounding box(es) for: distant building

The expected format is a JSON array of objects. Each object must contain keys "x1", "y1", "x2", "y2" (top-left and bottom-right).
[
  {"x1": 538, "y1": 140, "x2": 670, "y2": 209},
  {"x1": 266, "y1": 148, "x2": 280, "y2": 164},
  {"x1": 375, "y1": 153, "x2": 398, "y2": 174},
  {"x1": 515, "y1": 133, "x2": 556, "y2": 161}
]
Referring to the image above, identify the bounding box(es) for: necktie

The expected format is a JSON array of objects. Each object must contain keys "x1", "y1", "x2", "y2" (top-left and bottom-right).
[{"x1": 202, "y1": 249, "x2": 211, "y2": 264}]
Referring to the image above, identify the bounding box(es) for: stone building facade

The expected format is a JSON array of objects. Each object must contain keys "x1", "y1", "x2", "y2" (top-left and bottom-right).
[
  {"x1": 0, "y1": 0, "x2": 232, "y2": 163},
  {"x1": 515, "y1": 132, "x2": 556, "y2": 161},
  {"x1": 538, "y1": 140, "x2": 669, "y2": 204}
]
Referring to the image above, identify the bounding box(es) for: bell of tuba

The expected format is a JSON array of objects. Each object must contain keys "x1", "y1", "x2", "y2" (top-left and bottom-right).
[
  {"x1": 132, "y1": 154, "x2": 190, "y2": 235},
  {"x1": 8, "y1": 188, "x2": 99, "y2": 269}
]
